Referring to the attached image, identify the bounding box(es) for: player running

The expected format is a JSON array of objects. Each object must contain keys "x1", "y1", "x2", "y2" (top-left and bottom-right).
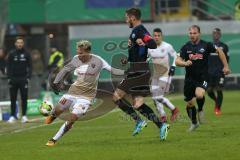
[
  {"x1": 148, "y1": 28, "x2": 179, "y2": 123},
  {"x1": 175, "y1": 25, "x2": 230, "y2": 131},
  {"x1": 207, "y1": 28, "x2": 229, "y2": 116},
  {"x1": 44, "y1": 40, "x2": 124, "y2": 146},
  {"x1": 112, "y1": 8, "x2": 170, "y2": 140}
]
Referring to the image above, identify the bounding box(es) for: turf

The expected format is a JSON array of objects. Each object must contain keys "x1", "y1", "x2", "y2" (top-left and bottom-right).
[{"x1": 0, "y1": 91, "x2": 240, "y2": 160}]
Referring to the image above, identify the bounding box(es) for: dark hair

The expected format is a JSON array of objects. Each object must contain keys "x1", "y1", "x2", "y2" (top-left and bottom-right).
[
  {"x1": 15, "y1": 36, "x2": 24, "y2": 42},
  {"x1": 213, "y1": 28, "x2": 221, "y2": 32},
  {"x1": 125, "y1": 8, "x2": 141, "y2": 20},
  {"x1": 189, "y1": 25, "x2": 201, "y2": 33},
  {"x1": 153, "y1": 28, "x2": 162, "y2": 33}
]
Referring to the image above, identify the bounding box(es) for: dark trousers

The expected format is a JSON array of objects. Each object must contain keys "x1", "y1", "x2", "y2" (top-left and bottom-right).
[{"x1": 9, "y1": 79, "x2": 28, "y2": 117}]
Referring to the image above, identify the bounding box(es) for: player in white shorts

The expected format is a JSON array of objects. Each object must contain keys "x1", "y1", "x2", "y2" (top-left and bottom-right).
[
  {"x1": 44, "y1": 40, "x2": 124, "y2": 146},
  {"x1": 148, "y1": 28, "x2": 179, "y2": 122}
]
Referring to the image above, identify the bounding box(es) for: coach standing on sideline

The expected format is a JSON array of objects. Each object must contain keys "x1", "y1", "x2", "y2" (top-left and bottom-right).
[{"x1": 7, "y1": 36, "x2": 32, "y2": 123}]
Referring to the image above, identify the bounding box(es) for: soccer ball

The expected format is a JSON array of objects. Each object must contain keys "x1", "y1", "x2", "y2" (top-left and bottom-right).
[{"x1": 39, "y1": 101, "x2": 53, "y2": 116}]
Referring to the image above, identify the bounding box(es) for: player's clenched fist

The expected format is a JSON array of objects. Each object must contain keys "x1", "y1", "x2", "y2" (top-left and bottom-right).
[{"x1": 184, "y1": 60, "x2": 192, "y2": 66}]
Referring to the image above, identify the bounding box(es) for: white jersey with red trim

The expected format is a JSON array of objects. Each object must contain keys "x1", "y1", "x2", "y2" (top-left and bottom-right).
[{"x1": 148, "y1": 41, "x2": 176, "y2": 77}]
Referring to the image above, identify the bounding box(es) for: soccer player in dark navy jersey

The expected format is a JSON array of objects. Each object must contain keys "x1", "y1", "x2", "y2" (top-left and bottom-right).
[
  {"x1": 175, "y1": 25, "x2": 230, "y2": 131},
  {"x1": 207, "y1": 28, "x2": 229, "y2": 116},
  {"x1": 128, "y1": 23, "x2": 156, "y2": 62},
  {"x1": 112, "y1": 8, "x2": 170, "y2": 140}
]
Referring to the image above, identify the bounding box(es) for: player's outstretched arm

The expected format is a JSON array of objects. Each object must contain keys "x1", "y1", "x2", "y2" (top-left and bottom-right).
[
  {"x1": 215, "y1": 47, "x2": 230, "y2": 75},
  {"x1": 175, "y1": 55, "x2": 192, "y2": 67},
  {"x1": 54, "y1": 58, "x2": 76, "y2": 84},
  {"x1": 98, "y1": 55, "x2": 125, "y2": 76}
]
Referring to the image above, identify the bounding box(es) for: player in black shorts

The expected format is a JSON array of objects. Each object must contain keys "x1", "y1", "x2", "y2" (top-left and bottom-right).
[
  {"x1": 112, "y1": 8, "x2": 170, "y2": 140},
  {"x1": 207, "y1": 28, "x2": 229, "y2": 116},
  {"x1": 175, "y1": 25, "x2": 230, "y2": 131}
]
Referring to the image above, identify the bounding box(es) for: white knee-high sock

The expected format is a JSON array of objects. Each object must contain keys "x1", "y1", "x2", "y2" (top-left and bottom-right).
[
  {"x1": 162, "y1": 97, "x2": 175, "y2": 110},
  {"x1": 155, "y1": 100, "x2": 166, "y2": 117},
  {"x1": 53, "y1": 121, "x2": 72, "y2": 141}
]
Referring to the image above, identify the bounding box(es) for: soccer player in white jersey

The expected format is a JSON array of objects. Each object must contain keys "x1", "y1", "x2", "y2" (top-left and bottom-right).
[
  {"x1": 44, "y1": 40, "x2": 124, "y2": 146},
  {"x1": 148, "y1": 28, "x2": 179, "y2": 123}
]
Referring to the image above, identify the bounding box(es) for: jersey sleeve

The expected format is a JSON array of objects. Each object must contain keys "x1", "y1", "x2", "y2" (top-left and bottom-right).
[
  {"x1": 167, "y1": 44, "x2": 177, "y2": 57},
  {"x1": 6, "y1": 52, "x2": 14, "y2": 78},
  {"x1": 224, "y1": 43, "x2": 229, "y2": 62},
  {"x1": 136, "y1": 27, "x2": 157, "y2": 49},
  {"x1": 97, "y1": 55, "x2": 124, "y2": 75},
  {"x1": 99, "y1": 57, "x2": 112, "y2": 71},
  {"x1": 179, "y1": 45, "x2": 187, "y2": 60},
  {"x1": 206, "y1": 42, "x2": 216, "y2": 54},
  {"x1": 167, "y1": 44, "x2": 177, "y2": 66},
  {"x1": 54, "y1": 56, "x2": 77, "y2": 83}
]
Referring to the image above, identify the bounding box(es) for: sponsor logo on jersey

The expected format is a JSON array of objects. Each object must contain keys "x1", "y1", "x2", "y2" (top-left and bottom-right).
[
  {"x1": 189, "y1": 53, "x2": 203, "y2": 60},
  {"x1": 91, "y1": 63, "x2": 96, "y2": 68},
  {"x1": 187, "y1": 50, "x2": 192, "y2": 53},
  {"x1": 199, "y1": 48, "x2": 205, "y2": 53},
  {"x1": 210, "y1": 52, "x2": 218, "y2": 56}
]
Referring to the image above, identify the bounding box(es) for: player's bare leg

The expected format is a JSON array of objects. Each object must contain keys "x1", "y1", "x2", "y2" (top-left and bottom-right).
[{"x1": 46, "y1": 113, "x2": 78, "y2": 146}]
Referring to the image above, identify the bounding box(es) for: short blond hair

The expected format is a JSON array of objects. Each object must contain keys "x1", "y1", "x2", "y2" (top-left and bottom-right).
[{"x1": 76, "y1": 40, "x2": 91, "y2": 52}]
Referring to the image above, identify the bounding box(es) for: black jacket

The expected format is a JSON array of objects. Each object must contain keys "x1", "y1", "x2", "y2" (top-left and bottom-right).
[{"x1": 7, "y1": 48, "x2": 32, "y2": 80}]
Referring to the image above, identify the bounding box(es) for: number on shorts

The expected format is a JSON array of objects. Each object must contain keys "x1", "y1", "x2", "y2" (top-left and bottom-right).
[
  {"x1": 59, "y1": 98, "x2": 67, "y2": 105},
  {"x1": 202, "y1": 81, "x2": 208, "y2": 88}
]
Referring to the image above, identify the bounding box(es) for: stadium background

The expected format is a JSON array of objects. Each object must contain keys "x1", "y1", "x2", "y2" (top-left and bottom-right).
[
  {"x1": 1, "y1": 0, "x2": 239, "y2": 101},
  {"x1": 0, "y1": 1, "x2": 240, "y2": 160}
]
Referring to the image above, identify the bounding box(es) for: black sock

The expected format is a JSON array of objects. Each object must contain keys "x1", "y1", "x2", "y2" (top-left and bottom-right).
[
  {"x1": 197, "y1": 96, "x2": 205, "y2": 112},
  {"x1": 137, "y1": 103, "x2": 162, "y2": 128},
  {"x1": 186, "y1": 106, "x2": 197, "y2": 124},
  {"x1": 216, "y1": 90, "x2": 223, "y2": 109},
  {"x1": 115, "y1": 99, "x2": 141, "y2": 122},
  {"x1": 208, "y1": 91, "x2": 216, "y2": 101}
]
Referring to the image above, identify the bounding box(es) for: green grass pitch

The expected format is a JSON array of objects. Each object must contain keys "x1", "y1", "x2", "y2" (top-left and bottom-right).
[{"x1": 0, "y1": 91, "x2": 239, "y2": 160}]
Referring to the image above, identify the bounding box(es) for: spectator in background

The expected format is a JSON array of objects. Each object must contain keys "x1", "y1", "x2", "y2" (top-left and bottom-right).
[
  {"x1": 31, "y1": 49, "x2": 44, "y2": 76},
  {"x1": 48, "y1": 47, "x2": 64, "y2": 72},
  {"x1": 0, "y1": 48, "x2": 6, "y2": 75},
  {"x1": 7, "y1": 36, "x2": 32, "y2": 123},
  {"x1": 42, "y1": 47, "x2": 64, "y2": 90}
]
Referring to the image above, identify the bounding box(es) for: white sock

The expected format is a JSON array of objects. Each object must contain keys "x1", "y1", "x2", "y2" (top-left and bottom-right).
[
  {"x1": 162, "y1": 97, "x2": 175, "y2": 110},
  {"x1": 53, "y1": 121, "x2": 71, "y2": 141},
  {"x1": 155, "y1": 100, "x2": 166, "y2": 116}
]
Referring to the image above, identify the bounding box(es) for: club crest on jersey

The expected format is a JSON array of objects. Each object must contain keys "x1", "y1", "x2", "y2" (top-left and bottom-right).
[
  {"x1": 131, "y1": 33, "x2": 136, "y2": 39},
  {"x1": 91, "y1": 63, "x2": 96, "y2": 68},
  {"x1": 199, "y1": 48, "x2": 205, "y2": 53},
  {"x1": 189, "y1": 53, "x2": 203, "y2": 60}
]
